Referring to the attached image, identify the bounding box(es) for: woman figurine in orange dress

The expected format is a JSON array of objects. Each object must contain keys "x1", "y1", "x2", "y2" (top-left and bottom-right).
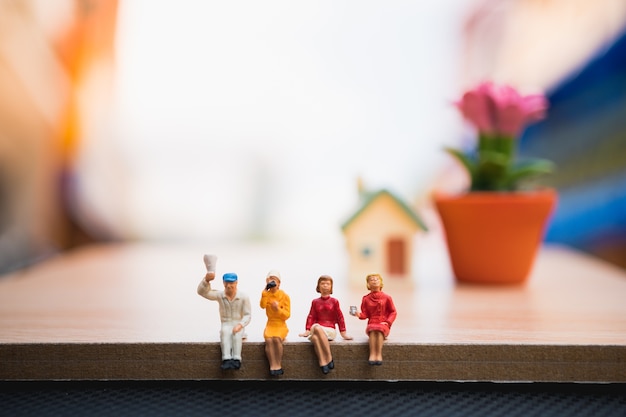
[
  {"x1": 350, "y1": 273, "x2": 396, "y2": 365},
  {"x1": 299, "y1": 275, "x2": 352, "y2": 374},
  {"x1": 260, "y1": 269, "x2": 290, "y2": 376}
]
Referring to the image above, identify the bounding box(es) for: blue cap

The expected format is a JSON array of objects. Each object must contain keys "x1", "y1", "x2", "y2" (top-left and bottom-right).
[{"x1": 222, "y1": 273, "x2": 238, "y2": 282}]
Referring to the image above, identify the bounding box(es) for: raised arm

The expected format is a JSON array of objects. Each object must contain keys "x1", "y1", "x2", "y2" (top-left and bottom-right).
[{"x1": 197, "y1": 272, "x2": 219, "y2": 301}]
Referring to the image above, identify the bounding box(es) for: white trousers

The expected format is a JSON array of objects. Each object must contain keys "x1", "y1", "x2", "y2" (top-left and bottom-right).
[{"x1": 220, "y1": 322, "x2": 244, "y2": 360}]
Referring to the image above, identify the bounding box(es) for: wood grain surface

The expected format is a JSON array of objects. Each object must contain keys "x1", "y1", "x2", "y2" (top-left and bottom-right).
[{"x1": 1, "y1": 239, "x2": 625, "y2": 381}]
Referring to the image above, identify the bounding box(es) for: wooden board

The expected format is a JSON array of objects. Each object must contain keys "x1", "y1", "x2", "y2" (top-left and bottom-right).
[{"x1": 1, "y1": 239, "x2": 625, "y2": 381}]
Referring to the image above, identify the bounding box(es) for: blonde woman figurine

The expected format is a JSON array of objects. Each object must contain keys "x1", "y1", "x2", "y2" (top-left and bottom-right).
[
  {"x1": 350, "y1": 273, "x2": 397, "y2": 365},
  {"x1": 299, "y1": 275, "x2": 352, "y2": 374},
  {"x1": 260, "y1": 270, "x2": 291, "y2": 376}
]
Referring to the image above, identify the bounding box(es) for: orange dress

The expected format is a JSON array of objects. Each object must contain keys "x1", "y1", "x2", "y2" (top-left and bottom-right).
[{"x1": 260, "y1": 289, "x2": 291, "y2": 339}]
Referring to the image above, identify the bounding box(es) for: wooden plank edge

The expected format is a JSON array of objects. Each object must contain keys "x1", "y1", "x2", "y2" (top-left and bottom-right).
[{"x1": 1, "y1": 342, "x2": 624, "y2": 382}]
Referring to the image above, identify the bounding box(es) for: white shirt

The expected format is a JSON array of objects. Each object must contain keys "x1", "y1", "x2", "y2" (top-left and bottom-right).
[{"x1": 197, "y1": 280, "x2": 251, "y2": 327}]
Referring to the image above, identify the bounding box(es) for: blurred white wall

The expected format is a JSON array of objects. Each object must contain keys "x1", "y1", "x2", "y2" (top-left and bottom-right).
[
  {"x1": 74, "y1": 0, "x2": 470, "y2": 244},
  {"x1": 3, "y1": 0, "x2": 624, "y2": 274}
]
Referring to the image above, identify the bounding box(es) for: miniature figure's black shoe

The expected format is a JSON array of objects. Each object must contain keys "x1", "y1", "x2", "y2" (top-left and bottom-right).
[
  {"x1": 221, "y1": 360, "x2": 233, "y2": 370},
  {"x1": 270, "y1": 368, "x2": 284, "y2": 376},
  {"x1": 321, "y1": 359, "x2": 334, "y2": 374},
  {"x1": 232, "y1": 360, "x2": 241, "y2": 369},
  {"x1": 368, "y1": 360, "x2": 382, "y2": 366}
]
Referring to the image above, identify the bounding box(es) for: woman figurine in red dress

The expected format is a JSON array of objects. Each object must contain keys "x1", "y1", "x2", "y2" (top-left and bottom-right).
[
  {"x1": 299, "y1": 275, "x2": 352, "y2": 374},
  {"x1": 350, "y1": 273, "x2": 397, "y2": 365}
]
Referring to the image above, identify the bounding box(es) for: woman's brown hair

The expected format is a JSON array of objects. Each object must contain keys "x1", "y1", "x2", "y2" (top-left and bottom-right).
[{"x1": 316, "y1": 275, "x2": 333, "y2": 294}]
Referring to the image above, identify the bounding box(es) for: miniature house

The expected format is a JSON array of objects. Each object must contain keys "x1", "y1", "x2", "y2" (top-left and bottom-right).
[{"x1": 341, "y1": 187, "x2": 428, "y2": 287}]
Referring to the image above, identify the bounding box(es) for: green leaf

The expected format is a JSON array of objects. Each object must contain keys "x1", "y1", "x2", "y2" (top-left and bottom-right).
[
  {"x1": 444, "y1": 147, "x2": 476, "y2": 177},
  {"x1": 506, "y1": 158, "x2": 555, "y2": 189},
  {"x1": 473, "y1": 150, "x2": 510, "y2": 190},
  {"x1": 444, "y1": 145, "x2": 554, "y2": 192},
  {"x1": 509, "y1": 158, "x2": 555, "y2": 179}
]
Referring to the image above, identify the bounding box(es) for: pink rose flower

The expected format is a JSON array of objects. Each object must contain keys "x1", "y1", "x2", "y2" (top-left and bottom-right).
[
  {"x1": 456, "y1": 81, "x2": 548, "y2": 137},
  {"x1": 445, "y1": 81, "x2": 554, "y2": 191}
]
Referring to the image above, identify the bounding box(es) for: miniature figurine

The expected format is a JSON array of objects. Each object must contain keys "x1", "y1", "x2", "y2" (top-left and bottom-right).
[
  {"x1": 350, "y1": 273, "x2": 396, "y2": 365},
  {"x1": 197, "y1": 254, "x2": 251, "y2": 371},
  {"x1": 299, "y1": 275, "x2": 353, "y2": 374},
  {"x1": 260, "y1": 270, "x2": 290, "y2": 376}
]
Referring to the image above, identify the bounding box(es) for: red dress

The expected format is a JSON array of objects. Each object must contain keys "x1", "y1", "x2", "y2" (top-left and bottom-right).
[
  {"x1": 304, "y1": 296, "x2": 347, "y2": 332},
  {"x1": 358, "y1": 291, "x2": 397, "y2": 338}
]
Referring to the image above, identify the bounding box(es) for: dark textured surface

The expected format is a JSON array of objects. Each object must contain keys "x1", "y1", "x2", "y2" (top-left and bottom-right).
[{"x1": 0, "y1": 381, "x2": 624, "y2": 417}]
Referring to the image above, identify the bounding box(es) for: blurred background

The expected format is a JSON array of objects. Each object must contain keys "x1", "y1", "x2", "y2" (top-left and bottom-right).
[{"x1": 1, "y1": 0, "x2": 625, "y2": 274}]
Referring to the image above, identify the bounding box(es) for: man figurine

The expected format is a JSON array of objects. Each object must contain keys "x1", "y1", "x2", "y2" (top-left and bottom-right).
[{"x1": 197, "y1": 254, "x2": 251, "y2": 371}]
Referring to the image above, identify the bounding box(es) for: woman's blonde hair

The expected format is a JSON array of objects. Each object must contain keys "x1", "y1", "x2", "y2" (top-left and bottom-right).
[
  {"x1": 316, "y1": 275, "x2": 333, "y2": 294},
  {"x1": 366, "y1": 273, "x2": 384, "y2": 290}
]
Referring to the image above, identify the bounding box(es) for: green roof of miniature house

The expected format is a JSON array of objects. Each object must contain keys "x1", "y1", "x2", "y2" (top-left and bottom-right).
[{"x1": 341, "y1": 188, "x2": 428, "y2": 232}]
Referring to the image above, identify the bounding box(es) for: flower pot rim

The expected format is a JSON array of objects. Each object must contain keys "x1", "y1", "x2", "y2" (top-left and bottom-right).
[{"x1": 433, "y1": 188, "x2": 557, "y2": 202}]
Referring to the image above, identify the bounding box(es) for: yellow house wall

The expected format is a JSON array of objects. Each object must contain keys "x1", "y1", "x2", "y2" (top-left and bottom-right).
[{"x1": 344, "y1": 194, "x2": 419, "y2": 285}]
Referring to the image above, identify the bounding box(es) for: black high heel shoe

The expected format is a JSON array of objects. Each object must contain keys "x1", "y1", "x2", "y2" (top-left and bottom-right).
[{"x1": 320, "y1": 359, "x2": 334, "y2": 374}]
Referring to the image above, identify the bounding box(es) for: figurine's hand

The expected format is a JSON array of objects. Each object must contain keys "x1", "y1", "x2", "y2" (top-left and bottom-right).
[
  {"x1": 233, "y1": 324, "x2": 243, "y2": 334},
  {"x1": 299, "y1": 331, "x2": 310, "y2": 338},
  {"x1": 270, "y1": 301, "x2": 279, "y2": 311},
  {"x1": 205, "y1": 272, "x2": 215, "y2": 282},
  {"x1": 340, "y1": 331, "x2": 353, "y2": 340},
  {"x1": 350, "y1": 310, "x2": 361, "y2": 317}
]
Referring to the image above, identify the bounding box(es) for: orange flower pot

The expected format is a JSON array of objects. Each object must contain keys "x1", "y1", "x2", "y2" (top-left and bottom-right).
[{"x1": 434, "y1": 189, "x2": 557, "y2": 284}]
